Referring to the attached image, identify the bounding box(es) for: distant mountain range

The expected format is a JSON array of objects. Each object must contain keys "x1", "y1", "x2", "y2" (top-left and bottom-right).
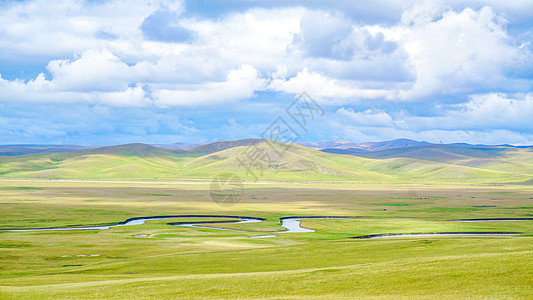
[
  {"x1": 306, "y1": 139, "x2": 431, "y2": 154},
  {"x1": 0, "y1": 145, "x2": 96, "y2": 156},
  {"x1": 297, "y1": 138, "x2": 430, "y2": 151},
  {"x1": 1, "y1": 138, "x2": 529, "y2": 156},
  {"x1": 153, "y1": 142, "x2": 202, "y2": 150},
  {"x1": 0, "y1": 138, "x2": 532, "y2": 184}
]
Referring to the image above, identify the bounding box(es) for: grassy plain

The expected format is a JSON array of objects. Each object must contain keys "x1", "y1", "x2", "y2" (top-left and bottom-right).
[
  {"x1": 0, "y1": 179, "x2": 532, "y2": 299},
  {"x1": 1, "y1": 142, "x2": 533, "y2": 184}
]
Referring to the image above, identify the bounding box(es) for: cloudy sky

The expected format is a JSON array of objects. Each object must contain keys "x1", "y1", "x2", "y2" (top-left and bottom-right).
[{"x1": 1, "y1": 0, "x2": 532, "y2": 145}]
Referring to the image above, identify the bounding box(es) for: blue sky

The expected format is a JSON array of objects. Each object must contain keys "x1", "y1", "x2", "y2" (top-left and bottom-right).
[{"x1": 0, "y1": 0, "x2": 532, "y2": 145}]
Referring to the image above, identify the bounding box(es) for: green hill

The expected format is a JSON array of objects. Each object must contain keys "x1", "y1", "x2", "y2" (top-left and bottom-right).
[
  {"x1": 356, "y1": 144, "x2": 533, "y2": 183},
  {"x1": 182, "y1": 140, "x2": 392, "y2": 181},
  {"x1": 0, "y1": 144, "x2": 196, "y2": 179},
  {"x1": 190, "y1": 139, "x2": 264, "y2": 154},
  {"x1": 0, "y1": 140, "x2": 531, "y2": 183},
  {"x1": 354, "y1": 144, "x2": 508, "y2": 162}
]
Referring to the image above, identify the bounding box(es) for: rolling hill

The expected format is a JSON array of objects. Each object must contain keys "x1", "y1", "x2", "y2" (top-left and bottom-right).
[
  {"x1": 181, "y1": 140, "x2": 393, "y2": 181},
  {"x1": 154, "y1": 142, "x2": 202, "y2": 150},
  {"x1": 354, "y1": 144, "x2": 533, "y2": 183},
  {"x1": 0, "y1": 144, "x2": 197, "y2": 179},
  {"x1": 0, "y1": 140, "x2": 531, "y2": 183},
  {"x1": 353, "y1": 144, "x2": 508, "y2": 162},
  {"x1": 190, "y1": 139, "x2": 264, "y2": 154},
  {"x1": 300, "y1": 138, "x2": 430, "y2": 151},
  {"x1": 0, "y1": 145, "x2": 95, "y2": 156}
]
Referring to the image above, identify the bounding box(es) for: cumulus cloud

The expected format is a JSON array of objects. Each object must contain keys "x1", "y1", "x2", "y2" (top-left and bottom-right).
[
  {"x1": 153, "y1": 65, "x2": 265, "y2": 107},
  {"x1": 46, "y1": 49, "x2": 135, "y2": 92},
  {"x1": 291, "y1": 10, "x2": 353, "y2": 60},
  {"x1": 140, "y1": 8, "x2": 195, "y2": 43},
  {"x1": 1, "y1": 1, "x2": 530, "y2": 107},
  {"x1": 382, "y1": 93, "x2": 533, "y2": 133},
  {"x1": 0, "y1": 0, "x2": 532, "y2": 144},
  {"x1": 0, "y1": 49, "x2": 150, "y2": 106},
  {"x1": 336, "y1": 108, "x2": 395, "y2": 127},
  {"x1": 292, "y1": 10, "x2": 398, "y2": 61},
  {"x1": 446, "y1": 93, "x2": 533, "y2": 131},
  {"x1": 331, "y1": 92, "x2": 533, "y2": 144},
  {"x1": 268, "y1": 69, "x2": 392, "y2": 104},
  {"x1": 0, "y1": 0, "x2": 159, "y2": 60},
  {"x1": 397, "y1": 5, "x2": 532, "y2": 99}
]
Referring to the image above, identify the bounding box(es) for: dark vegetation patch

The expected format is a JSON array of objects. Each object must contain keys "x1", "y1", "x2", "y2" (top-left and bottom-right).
[
  {"x1": 371, "y1": 203, "x2": 414, "y2": 207},
  {"x1": 0, "y1": 186, "x2": 44, "y2": 190},
  {"x1": 0, "y1": 240, "x2": 33, "y2": 248},
  {"x1": 62, "y1": 265, "x2": 83, "y2": 267}
]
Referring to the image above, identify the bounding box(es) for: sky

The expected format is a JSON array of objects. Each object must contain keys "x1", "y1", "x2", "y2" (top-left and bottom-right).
[{"x1": 0, "y1": 0, "x2": 532, "y2": 146}]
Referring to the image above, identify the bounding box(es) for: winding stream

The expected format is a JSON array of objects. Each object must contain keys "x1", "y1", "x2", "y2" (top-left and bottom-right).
[
  {"x1": 168, "y1": 216, "x2": 264, "y2": 232},
  {"x1": 0, "y1": 215, "x2": 265, "y2": 232},
  {"x1": 0, "y1": 216, "x2": 531, "y2": 238},
  {"x1": 349, "y1": 218, "x2": 533, "y2": 239},
  {"x1": 449, "y1": 218, "x2": 533, "y2": 222},
  {"x1": 352, "y1": 232, "x2": 530, "y2": 239},
  {"x1": 278, "y1": 216, "x2": 351, "y2": 233},
  {"x1": 0, "y1": 215, "x2": 332, "y2": 233}
]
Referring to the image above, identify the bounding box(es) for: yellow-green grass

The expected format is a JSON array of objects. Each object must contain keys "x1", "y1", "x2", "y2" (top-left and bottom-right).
[
  {"x1": 1, "y1": 179, "x2": 532, "y2": 228},
  {"x1": 0, "y1": 236, "x2": 531, "y2": 299},
  {"x1": 1, "y1": 141, "x2": 533, "y2": 184},
  {"x1": 0, "y1": 179, "x2": 532, "y2": 298}
]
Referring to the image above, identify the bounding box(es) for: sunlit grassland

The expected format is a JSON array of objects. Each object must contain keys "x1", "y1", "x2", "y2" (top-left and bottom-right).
[
  {"x1": 0, "y1": 179, "x2": 532, "y2": 299},
  {"x1": 1, "y1": 235, "x2": 531, "y2": 299},
  {"x1": 1, "y1": 142, "x2": 533, "y2": 184}
]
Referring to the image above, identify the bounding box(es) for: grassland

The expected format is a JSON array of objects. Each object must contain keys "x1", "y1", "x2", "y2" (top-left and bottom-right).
[
  {"x1": 0, "y1": 179, "x2": 532, "y2": 299},
  {"x1": 0, "y1": 141, "x2": 532, "y2": 184}
]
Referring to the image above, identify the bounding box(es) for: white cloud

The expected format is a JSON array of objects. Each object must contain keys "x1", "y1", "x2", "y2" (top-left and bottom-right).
[
  {"x1": 0, "y1": 49, "x2": 150, "y2": 106},
  {"x1": 448, "y1": 93, "x2": 533, "y2": 131},
  {"x1": 46, "y1": 49, "x2": 134, "y2": 92},
  {"x1": 268, "y1": 69, "x2": 392, "y2": 104},
  {"x1": 397, "y1": 5, "x2": 531, "y2": 99},
  {"x1": 336, "y1": 108, "x2": 395, "y2": 127},
  {"x1": 0, "y1": 0, "x2": 162, "y2": 60},
  {"x1": 97, "y1": 84, "x2": 151, "y2": 107},
  {"x1": 0, "y1": 0, "x2": 532, "y2": 144},
  {"x1": 330, "y1": 92, "x2": 533, "y2": 144},
  {"x1": 153, "y1": 65, "x2": 265, "y2": 107},
  {"x1": 392, "y1": 93, "x2": 533, "y2": 132},
  {"x1": 1, "y1": 1, "x2": 531, "y2": 107},
  {"x1": 328, "y1": 117, "x2": 533, "y2": 145},
  {"x1": 291, "y1": 10, "x2": 353, "y2": 59}
]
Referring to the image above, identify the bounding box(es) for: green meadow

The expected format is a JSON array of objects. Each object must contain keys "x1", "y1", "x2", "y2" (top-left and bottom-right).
[
  {"x1": 0, "y1": 179, "x2": 532, "y2": 299},
  {"x1": 1, "y1": 141, "x2": 532, "y2": 184}
]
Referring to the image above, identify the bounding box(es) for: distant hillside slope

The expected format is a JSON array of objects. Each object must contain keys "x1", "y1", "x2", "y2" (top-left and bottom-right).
[
  {"x1": 88, "y1": 143, "x2": 188, "y2": 157},
  {"x1": 320, "y1": 148, "x2": 367, "y2": 155},
  {"x1": 190, "y1": 139, "x2": 264, "y2": 154},
  {"x1": 182, "y1": 140, "x2": 393, "y2": 181},
  {"x1": 0, "y1": 144, "x2": 197, "y2": 179},
  {"x1": 0, "y1": 141, "x2": 531, "y2": 183},
  {"x1": 301, "y1": 138, "x2": 430, "y2": 152},
  {"x1": 354, "y1": 144, "x2": 507, "y2": 162},
  {"x1": 298, "y1": 140, "x2": 357, "y2": 150},
  {"x1": 0, "y1": 145, "x2": 95, "y2": 156},
  {"x1": 154, "y1": 142, "x2": 202, "y2": 150},
  {"x1": 355, "y1": 144, "x2": 533, "y2": 183}
]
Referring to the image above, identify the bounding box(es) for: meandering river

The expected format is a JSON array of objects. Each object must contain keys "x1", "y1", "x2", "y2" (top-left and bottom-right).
[
  {"x1": 0, "y1": 215, "x2": 265, "y2": 232},
  {"x1": 0, "y1": 215, "x2": 337, "y2": 233},
  {"x1": 352, "y1": 232, "x2": 528, "y2": 239},
  {"x1": 1, "y1": 216, "x2": 531, "y2": 238}
]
